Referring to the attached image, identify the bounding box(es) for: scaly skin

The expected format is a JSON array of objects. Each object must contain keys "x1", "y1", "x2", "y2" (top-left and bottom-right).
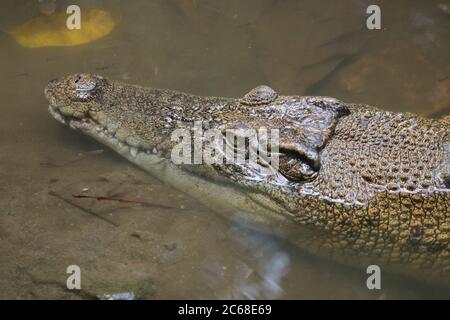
[{"x1": 45, "y1": 74, "x2": 450, "y2": 286}]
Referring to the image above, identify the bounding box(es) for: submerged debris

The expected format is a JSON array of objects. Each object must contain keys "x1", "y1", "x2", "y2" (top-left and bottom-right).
[
  {"x1": 97, "y1": 292, "x2": 136, "y2": 300},
  {"x1": 438, "y1": 3, "x2": 450, "y2": 15},
  {"x1": 38, "y1": 0, "x2": 57, "y2": 15},
  {"x1": 71, "y1": 194, "x2": 174, "y2": 209},
  {"x1": 40, "y1": 149, "x2": 104, "y2": 167},
  {"x1": 48, "y1": 190, "x2": 119, "y2": 227}
]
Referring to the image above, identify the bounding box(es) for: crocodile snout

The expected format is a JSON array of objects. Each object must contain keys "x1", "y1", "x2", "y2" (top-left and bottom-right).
[{"x1": 44, "y1": 79, "x2": 58, "y2": 105}]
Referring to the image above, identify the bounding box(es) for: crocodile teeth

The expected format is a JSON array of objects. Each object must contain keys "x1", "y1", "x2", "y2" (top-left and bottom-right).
[{"x1": 130, "y1": 147, "x2": 138, "y2": 157}]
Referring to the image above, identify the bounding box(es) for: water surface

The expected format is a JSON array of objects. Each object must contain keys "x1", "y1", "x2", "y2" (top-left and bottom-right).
[{"x1": 0, "y1": 0, "x2": 449, "y2": 299}]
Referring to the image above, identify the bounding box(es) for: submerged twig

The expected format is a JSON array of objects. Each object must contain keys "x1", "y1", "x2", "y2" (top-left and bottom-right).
[
  {"x1": 40, "y1": 149, "x2": 104, "y2": 167},
  {"x1": 97, "y1": 205, "x2": 143, "y2": 215},
  {"x1": 49, "y1": 190, "x2": 119, "y2": 227},
  {"x1": 71, "y1": 194, "x2": 174, "y2": 209}
]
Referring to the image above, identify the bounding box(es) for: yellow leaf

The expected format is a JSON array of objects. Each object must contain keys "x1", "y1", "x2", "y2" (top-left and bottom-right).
[{"x1": 9, "y1": 9, "x2": 115, "y2": 48}]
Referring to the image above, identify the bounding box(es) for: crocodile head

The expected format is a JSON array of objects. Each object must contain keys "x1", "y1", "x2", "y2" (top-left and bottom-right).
[{"x1": 45, "y1": 74, "x2": 349, "y2": 196}]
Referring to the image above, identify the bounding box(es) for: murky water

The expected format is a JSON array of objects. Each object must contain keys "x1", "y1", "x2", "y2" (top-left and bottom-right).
[{"x1": 0, "y1": 0, "x2": 449, "y2": 299}]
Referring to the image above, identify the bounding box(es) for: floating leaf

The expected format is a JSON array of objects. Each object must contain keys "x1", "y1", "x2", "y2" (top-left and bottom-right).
[{"x1": 8, "y1": 9, "x2": 115, "y2": 48}]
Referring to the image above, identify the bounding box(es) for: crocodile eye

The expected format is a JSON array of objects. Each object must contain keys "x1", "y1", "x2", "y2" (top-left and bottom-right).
[
  {"x1": 278, "y1": 152, "x2": 318, "y2": 182},
  {"x1": 277, "y1": 142, "x2": 320, "y2": 182},
  {"x1": 69, "y1": 74, "x2": 98, "y2": 101}
]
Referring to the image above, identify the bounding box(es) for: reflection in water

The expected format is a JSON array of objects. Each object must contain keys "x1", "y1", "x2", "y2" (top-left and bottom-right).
[{"x1": 229, "y1": 225, "x2": 290, "y2": 300}]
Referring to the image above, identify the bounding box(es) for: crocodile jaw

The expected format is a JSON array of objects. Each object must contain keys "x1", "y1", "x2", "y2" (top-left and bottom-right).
[{"x1": 48, "y1": 104, "x2": 297, "y2": 233}]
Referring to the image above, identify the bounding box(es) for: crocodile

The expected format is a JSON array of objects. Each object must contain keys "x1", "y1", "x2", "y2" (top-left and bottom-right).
[{"x1": 45, "y1": 74, "x2": 450, "y2": 287}]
